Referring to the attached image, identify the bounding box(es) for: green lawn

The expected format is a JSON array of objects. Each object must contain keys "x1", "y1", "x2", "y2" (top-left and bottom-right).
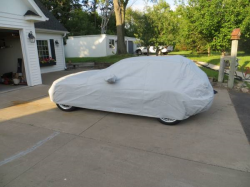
[
  {"x1": 66, "y1": 54, "x2": 135, "y2": 64},
  {"x1": 169, "y1": 51, "x2": 250, "y2": 69}
]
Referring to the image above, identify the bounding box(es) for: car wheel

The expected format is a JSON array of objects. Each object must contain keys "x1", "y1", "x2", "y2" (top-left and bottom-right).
[
  {"x1": 158, "y1": 118, "x2": 180, "y2": 125},
  {"x1": 137, "y1": 50, "x2": 142, "y2": 55},
  {"x1": 57, "y1": 104, "x2": 76, "y2": 112}
]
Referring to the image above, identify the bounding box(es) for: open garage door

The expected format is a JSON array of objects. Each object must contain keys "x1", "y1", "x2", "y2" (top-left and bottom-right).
[{"x1": 0, "y1": 29, "x2": 28, "y2": 93}]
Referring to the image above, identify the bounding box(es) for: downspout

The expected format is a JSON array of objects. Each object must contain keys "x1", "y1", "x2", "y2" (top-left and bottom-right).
[{"x1": 62, "y1": 33, "x2": 67, "y2": 70}]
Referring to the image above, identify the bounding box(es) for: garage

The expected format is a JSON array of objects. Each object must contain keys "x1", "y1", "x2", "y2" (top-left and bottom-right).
[
  {"x1": 0, "y1": 0, "x2": 68, "y2": 93},
  {"x1": 0, "y1": 29, "x2": 27, "y2": 92}
]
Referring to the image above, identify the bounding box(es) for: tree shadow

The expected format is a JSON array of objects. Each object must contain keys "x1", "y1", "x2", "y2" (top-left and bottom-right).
[
  {"x1": 207, "y1": 58, "x2": 220, "y2": 66},
  {"x1": 240, "y1": 61, "x2": 250, "y2": 70}
]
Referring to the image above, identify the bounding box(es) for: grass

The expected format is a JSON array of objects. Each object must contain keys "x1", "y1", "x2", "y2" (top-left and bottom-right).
[
  {"x1": 199, "y1": 67, "x2": 229, "y2": 81},
  {"x1": 66, "y1": 54, "x2": 135, "y2": 64},
  {"x1": 169, "y1": 51, "x2": 250, "y2": 69},
  {"x1": 200, "y1": 67, "x2": 219, "y2": 81}
]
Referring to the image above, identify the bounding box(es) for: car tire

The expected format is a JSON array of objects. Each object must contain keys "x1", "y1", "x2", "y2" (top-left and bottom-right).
[
  {"x1": 136, "y1": 50, "x2": 142, "y2": 55},
  {"x1": 158, "y1": 118, "x2": 180, "y2": 125},
  {"x1": 57, "y1": 104, "x2": 76, "y2": 112}
]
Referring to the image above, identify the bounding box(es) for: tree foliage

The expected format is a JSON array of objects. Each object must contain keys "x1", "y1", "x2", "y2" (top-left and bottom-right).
[
  {"x1": 175, "y1": 0, "x2": 250, "y2": 53},
  {"x1": 40, "y1": 0, "x2": 116, "y2": 35},
  {"x1": 126, "y1": 0, "x2": 178, "y2": 52},
  {"x1": 40, "y1": 0, "x2": 250, "y2": 54},
  {"x1": 40, "y1": 0, "x2": 82, "y2": 26},
  {"x1": 66, "y1": 10, "x2": 101, "y2": 35}
]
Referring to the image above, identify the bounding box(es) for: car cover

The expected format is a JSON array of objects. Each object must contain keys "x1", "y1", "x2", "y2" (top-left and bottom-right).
[{"x1": 49, "y1": 55, "x2": 214, "y2": 120}]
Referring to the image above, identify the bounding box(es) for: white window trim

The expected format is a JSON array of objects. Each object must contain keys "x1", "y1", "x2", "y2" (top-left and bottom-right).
[
  {"x1": 36, "y1": 39, "x2": 52, "y2": 59},
  {"x1": 109, "y1": 39, "x2": 115, "y2": 49}
]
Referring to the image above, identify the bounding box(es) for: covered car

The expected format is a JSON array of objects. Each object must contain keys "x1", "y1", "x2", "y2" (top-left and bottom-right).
[{"x1": 49, "y1": 55, "x2": 214, "y2": 125}]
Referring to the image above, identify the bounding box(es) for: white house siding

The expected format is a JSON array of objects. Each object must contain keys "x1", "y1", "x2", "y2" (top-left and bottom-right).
[
  {"x1": 106, "y1": 35, "x2": 137, "y2": 56},
  {"x1": 65, "y1": 34, "x2": 138, "y2": 58},
  {"x1": 65, "y1": 35, "x2": 107, "y2": 57},
  {"x1": 36, "y1": 32, "x2": 66, "y2": 74},
  {"x1": 0, "y1": 14, "x2": 42, "y2": 86},
  {"x1": 0, "y1": 0, "x2": 33, "y2": 16}
]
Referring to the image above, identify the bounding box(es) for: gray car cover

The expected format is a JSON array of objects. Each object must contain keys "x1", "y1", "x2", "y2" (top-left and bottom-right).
[{"x1": 49, "y1": 55, "x2": 214, "y2": 120}]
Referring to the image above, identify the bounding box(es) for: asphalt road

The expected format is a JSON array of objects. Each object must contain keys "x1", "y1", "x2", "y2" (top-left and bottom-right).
[{"x1": 229, "y1": 90, "x2": 250, "y2": 143}]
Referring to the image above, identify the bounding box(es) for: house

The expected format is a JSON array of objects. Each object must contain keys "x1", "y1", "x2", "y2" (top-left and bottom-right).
[
  {"x1": 65, "y1": 34, "x2": 137, "y2": 58},
  {"x1": 0, "y1": 0, "x2": 68, "y2": 87}
]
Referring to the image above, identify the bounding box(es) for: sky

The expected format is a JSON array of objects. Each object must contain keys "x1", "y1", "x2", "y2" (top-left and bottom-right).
[{"x1": 127, "y1": 0, "x2": 176, "y2": 11}]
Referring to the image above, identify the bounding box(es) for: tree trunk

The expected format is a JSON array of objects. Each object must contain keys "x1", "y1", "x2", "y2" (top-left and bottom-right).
[
  {"x1": 156, "y1": 47, "x2": 159, "y2": 56},
  {"x1": 113, "y1": 0, "x2": 127, "y2": 54}
]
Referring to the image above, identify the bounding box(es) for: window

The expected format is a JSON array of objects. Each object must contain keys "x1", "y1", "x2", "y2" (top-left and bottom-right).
[
  {"x1": 109, "y1": 39, "x2": 115, "y2": 48},
  {"x1": 37, "y1": 40, "x2": 50, "y2": 60}
]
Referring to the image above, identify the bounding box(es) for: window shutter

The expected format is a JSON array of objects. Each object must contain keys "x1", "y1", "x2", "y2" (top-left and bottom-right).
[{"x1": 50, "y1": 39, "x2": 56, "y2": 60}]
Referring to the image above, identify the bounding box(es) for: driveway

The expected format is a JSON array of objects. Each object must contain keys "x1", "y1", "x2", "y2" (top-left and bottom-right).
[{"x1": 0, "y1": 69, "x2": 250, "y2": 187}]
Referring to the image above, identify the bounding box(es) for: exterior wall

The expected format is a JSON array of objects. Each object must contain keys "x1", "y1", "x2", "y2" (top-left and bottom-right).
[
  {"x1": 65, "y1": 34, "x2": 138, "y2": 58},
  {"x1": 0, "y1": 35, "x2": 23, "y2": 75},
  {"x1": 0, "y1": 0, "x2": 34, "y2": 16},
  {"x1": 0, "y1": 0, "x2": 46, "y2": 86},
  {"x1": 36, "y1": 32, "x2": 66, "y2": 74},
  {"x1": 65, "y1": 35, "x2": 107, "y2": 57}
]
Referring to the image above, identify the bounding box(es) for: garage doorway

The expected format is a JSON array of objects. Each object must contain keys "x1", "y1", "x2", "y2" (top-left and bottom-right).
[{"x1": 0, "y1": 29, "x2": 27, "y2": 93}]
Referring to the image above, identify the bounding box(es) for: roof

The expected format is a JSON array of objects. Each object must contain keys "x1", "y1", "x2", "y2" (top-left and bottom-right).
[
  {"x1": 24, "y1": 10, "x2": 40, "y2": 17},
  {"x1": 33, "y1": 0, "x2": 68, "y2": 32}
]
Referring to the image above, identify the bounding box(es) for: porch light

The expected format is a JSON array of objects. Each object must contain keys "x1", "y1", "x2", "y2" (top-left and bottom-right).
[
  {"x1": 55, "y1": 40, "x2": 59, "y2": 45},
  {"x1": 28, "y1": 31, "x2": 35, "y2": 43}
]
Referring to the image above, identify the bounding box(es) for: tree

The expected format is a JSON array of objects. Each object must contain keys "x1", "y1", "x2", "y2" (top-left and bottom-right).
[
  {"x1": 40, "y1": 0, "x2": 82, "y2": 27},
  {"x1": 82, "y1": 0, "x2": 99, "y2": 30},
  {"x1": 175, "y1": 0, "x2": 250, "y2": 53},
  {"x1": 125, "y1": 7, "x2": 140, "y2": 37},
  {"x1": 146, "y1": 0, "x2": 178, "y2": 54},
  {"x1": 113, "y1": 0, "x2": 129, "y2": 54},
  {"x1": 132, "y1": 11, "x2": 154, "y2": 54},
  {"x1": 66, "y1": 10, "x2": 101, "y2": 35},
  {"x1": 106, "y1": 14, "x2": 117, "y2": 34},
  {"x1": 126, "y1": 0, "x2": 178, "y2": 55},
  {"x1": 100, "y1": 0, "x2": 114, "y2": 34}
]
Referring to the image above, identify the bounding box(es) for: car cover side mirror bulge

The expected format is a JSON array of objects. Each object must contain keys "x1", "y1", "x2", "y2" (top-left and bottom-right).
[{"x1": 105, "y1": 74, "x2": 117, "y2": 84}]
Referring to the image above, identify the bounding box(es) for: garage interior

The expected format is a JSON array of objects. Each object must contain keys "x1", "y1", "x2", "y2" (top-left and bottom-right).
[{"x1": 0, "y1": 29, "x2": 27, "y2": 93}]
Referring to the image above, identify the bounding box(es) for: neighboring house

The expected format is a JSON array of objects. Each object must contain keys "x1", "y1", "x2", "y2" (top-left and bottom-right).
[
  {"x1": 65, "y1": 34, "x2": 137, "y2": 58},
  {"x1": 0, "y1": 0, "x2": 68, "y2": 86}
]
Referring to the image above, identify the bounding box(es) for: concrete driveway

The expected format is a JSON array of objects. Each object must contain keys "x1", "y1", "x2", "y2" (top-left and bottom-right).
[{"x1": 0, "y1": 69, "x2": 250, "y2": 187}]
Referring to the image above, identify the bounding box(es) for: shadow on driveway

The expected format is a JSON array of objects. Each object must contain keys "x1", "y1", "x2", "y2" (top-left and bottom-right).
[{"x1": 229, "y1": 90, "x2": 250, "y2": 143}]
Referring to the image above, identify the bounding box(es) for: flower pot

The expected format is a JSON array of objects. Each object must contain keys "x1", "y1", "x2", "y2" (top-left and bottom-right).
[
  {"x1": 40, "y1": 61, "x2": 56, "y2": 67},
  {"x1": 13, "y1": 78, "x2": 20, "y2": 85}
]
